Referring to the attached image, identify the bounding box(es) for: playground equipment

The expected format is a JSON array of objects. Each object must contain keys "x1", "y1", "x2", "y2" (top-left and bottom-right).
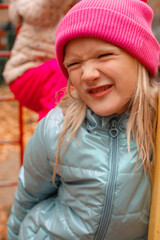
[
  {"x1": 0, "y1": 3, "x2": 24, "y2": 187},
  {"x1": 148, "y1": 87, "x2": 160, "y2": 240}
]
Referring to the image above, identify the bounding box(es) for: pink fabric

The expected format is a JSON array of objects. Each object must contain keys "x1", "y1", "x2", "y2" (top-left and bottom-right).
[
  {"x1": 56, "y1": 0, "x2": 160, "y2": 78},
  {"x1": 9, "y1": 59, "x2": 67, "y2": 121}
]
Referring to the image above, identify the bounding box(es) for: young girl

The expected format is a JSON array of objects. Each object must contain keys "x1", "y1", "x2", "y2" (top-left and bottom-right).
[{"x1": 7, "y1": 0, "x2": 160, "y2": 239}]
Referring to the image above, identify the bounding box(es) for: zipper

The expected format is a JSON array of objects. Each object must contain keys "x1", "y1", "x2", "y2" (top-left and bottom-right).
[{"x1": 94, "y1": 119, "x2": 119, "y2": 240}]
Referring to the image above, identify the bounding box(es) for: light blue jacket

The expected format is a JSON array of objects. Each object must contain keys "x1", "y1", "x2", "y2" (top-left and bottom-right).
[{"x1": 7, "y1": 107, "x2": 151, "y2": 240}]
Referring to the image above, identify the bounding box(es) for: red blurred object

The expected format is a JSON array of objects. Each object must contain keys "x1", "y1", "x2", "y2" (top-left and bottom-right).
[
  {"x1": 0, "y1": 51, "x2": 11, "y2": 57},
  {"x1": 0, "y1": 29, "x2": 5, "y2": 35},
  {"x1": 0, "y1": 29, "x2": 6, "y2": 49},
  {"x1": 16, "y1": 25, "x2": 21, "y2": 34},
  {"x1": 0, "y1": 3, "x2": 9, "y2": 9}
]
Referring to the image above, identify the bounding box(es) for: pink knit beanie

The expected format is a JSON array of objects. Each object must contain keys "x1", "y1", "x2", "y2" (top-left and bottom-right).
[{"x1": 56, "y1": 0, "x2": 160, "y2": 78}]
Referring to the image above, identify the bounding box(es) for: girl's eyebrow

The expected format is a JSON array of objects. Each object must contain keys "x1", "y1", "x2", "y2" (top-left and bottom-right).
[{"x1": 95, "y1": 47, "x2": 121, "y2": 55}]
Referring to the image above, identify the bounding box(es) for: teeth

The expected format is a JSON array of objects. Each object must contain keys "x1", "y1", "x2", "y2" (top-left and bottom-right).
[{"x1": 91, "y1": 86, "x2": 109, "y2": 93}]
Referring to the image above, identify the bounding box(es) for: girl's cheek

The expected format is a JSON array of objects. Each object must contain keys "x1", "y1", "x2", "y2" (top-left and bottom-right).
[{"x1": 69, "y1": 70, "x2": 80, "y2": 80}]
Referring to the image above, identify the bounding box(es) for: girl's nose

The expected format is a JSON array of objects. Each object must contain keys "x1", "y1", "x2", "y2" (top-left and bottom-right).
[{"x1": 81, "y1": 62, "x2": 100, "y2": 83}]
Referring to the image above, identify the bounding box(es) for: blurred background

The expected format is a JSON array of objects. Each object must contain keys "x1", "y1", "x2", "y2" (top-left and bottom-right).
[
  {"x1": 0, "y1": 1, "x2": 38, "y2": 239},
  {"x1": 0, "y1": 0, "x2": 159, "y2": 239}
]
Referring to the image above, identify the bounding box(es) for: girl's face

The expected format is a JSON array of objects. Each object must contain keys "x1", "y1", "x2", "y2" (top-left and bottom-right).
[{"x1": 64, "y1": 37, "x2": 138, "y2": 116}]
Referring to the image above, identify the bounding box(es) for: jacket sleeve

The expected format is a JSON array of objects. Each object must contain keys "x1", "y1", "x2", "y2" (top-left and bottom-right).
[
  {"x1": 9, "y1": 0, "x2": 23, "y2": 27},
  {"x1": 7, "y1": 109, "x2": 62, "y2": 240}
]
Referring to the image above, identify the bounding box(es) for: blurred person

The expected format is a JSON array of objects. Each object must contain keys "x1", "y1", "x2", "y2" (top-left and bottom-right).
[{"x1": 3, "y1": 0, "x2": 79, "y2": 120}]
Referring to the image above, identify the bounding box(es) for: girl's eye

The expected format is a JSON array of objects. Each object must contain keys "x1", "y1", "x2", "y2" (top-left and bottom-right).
[
  {"x1": 67, "y1": 62, "x2": 80, "y2": 68},
  {"x1": 98, "y1": 53, "x2": 113, "y2": 58}
]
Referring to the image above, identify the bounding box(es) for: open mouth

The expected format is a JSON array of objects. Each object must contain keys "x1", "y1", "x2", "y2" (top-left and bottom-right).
[{"x1": 89, "y1": 85, "x2": 112, "y2": 93}]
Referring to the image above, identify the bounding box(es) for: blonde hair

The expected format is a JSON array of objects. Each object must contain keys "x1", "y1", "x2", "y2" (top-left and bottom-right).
[
  {"x1": 52, "y1": 62, "x2": 159, "y2": 182},
  {"x1": 127, "y1": 62, "x2": 159, "y2": 178}
]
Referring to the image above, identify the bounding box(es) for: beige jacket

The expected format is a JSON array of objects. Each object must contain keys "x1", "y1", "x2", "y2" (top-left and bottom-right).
[{"x1": 3, "y1": 0, "x2": 75, "y2": 83}]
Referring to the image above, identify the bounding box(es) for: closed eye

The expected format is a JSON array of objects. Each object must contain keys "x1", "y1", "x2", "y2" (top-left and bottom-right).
[
  {"x1": 98, "y1": 53, "x2": 113, "y2": 58},
  {"x1": 67, "y1": 62, "x2": 80, "y2": 68}
]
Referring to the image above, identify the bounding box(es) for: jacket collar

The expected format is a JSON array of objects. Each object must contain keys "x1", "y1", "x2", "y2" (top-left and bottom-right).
[{"x1": 85, "y1": 108, "x2": 129, "y2": 133}]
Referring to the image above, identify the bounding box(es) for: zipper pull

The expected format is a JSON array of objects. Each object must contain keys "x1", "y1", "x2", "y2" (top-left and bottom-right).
[{"x1": 109, "y1": 120, "x2": 119, "y2": 137}]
